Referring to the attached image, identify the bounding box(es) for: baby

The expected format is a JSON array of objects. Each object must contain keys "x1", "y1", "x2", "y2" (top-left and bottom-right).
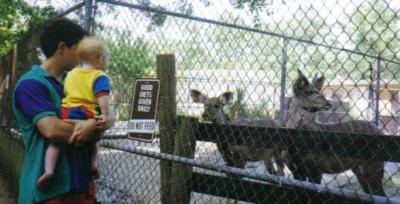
[{"x1": 37, "y1": 36, "x2": 115, "y2": 189}]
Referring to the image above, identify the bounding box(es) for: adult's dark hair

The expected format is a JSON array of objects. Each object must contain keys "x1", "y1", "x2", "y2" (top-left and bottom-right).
[{"x1": 40, "y1": 18, "x2": 89, "y2": 58}]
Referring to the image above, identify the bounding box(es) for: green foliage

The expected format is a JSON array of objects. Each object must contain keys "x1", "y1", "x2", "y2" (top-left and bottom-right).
[
  {"x1": 345, "y1": 1, "x2": 400, "y2": 79},
  {"x1": 137, "y1": 0, "x2": 195, "y2": 31},
  {"x1": 136, "y1": 0, "x2": 282, "y2": 28},
  {"x1": 114, "y1": 104, "x2": 131, "y2": 121},
  {"x1": 230, "y1": 0, "x2": 286, "y2": 24},
  {"x1": 350, "y1": 1, "x2": 398, "y2": 56},
  {"x1": 228, "y1": 88, "x2": 276, "y2": 119},
  {"x1": 0, "y1": 0, "x2": 56, "y2": 55},
  {"x1": 174, "y1": 7, "x2": 331, "y2": 79},
  {"x1": 228, "y1": 88, "x2": 249, "y2": 119},
  {"x1": 106, "y1": 36, "x2": 154, "y2": 82},
  {"x1": 247, "y1": 102, "x2": 275, "y2": 118},
  {"x1": 104, "y1": 34, "x2": 155, "y2": 120},
  {"x1": 230, "y1": 0, "x2": 284, "y2": 13}
]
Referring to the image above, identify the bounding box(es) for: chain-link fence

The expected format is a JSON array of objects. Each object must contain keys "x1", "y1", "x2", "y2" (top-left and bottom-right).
[{"x1": 1, "y1": 0, "x2": 400, "y2": 203}]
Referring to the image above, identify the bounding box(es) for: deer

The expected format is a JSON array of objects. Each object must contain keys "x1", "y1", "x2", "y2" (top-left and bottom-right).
[
  {"x1": 190, "y1": 89, "x2": 287, "y2": 176},
  {"x1": 284, "y1": 69, "x2": 385, "y2": 196}
]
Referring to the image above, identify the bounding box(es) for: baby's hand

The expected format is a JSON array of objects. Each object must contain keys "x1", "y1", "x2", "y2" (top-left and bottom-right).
[
  {"x1": 94, "y1": 115, "x2": 106, "y2": 128},
  {"x1": 94, "y1": 114, "x2": 115, "y2": 129}
]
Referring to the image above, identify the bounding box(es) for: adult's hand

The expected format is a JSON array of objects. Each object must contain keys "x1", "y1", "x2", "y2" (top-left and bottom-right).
[{"x1": 65, "y1": 119, "x2": 97, "y2": 145}]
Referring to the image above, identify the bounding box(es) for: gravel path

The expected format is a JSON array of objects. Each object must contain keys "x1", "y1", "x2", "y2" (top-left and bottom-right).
[{"x1": 0, "y1": 171, "x2": 15, "y2": 204}]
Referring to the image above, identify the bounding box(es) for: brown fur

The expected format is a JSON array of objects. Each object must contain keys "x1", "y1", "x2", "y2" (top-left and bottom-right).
[
  {"x1": 285, "y1": 69, "x2": 385, "y2": 196},
  {"x1": 191, "y1": 89, "x2": 286, "y2": 176}
]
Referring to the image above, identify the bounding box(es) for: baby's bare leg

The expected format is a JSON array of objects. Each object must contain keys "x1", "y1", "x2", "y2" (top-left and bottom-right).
[{"x1": 37, "y1": 143, "x2": 61, "y2": 189}]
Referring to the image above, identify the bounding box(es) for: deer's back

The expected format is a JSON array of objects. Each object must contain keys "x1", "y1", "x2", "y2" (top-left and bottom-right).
[
  {"x1": 316, "y1": 120, "x2": 381, "y2": 135},
  {"x1": 231, "y1": 117, "x2": 279, "y2": 127}
]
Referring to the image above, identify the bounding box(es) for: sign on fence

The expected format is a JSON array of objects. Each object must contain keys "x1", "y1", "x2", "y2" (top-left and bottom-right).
[{"x1": 128, "y1": 79, "x2": 160, "y2": 142}]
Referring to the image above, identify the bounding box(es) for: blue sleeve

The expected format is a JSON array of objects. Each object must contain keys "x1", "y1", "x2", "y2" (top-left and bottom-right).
[
  {"x1": 14, "y1": 80, "x2": 57, "y2": 123},
  {"x1": 93, "y1": 75, "x2": 111, "y2": 97}
]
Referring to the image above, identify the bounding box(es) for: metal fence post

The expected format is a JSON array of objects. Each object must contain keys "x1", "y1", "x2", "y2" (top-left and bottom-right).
[
  {"x1": 279, "y1": 38, "x2": 288, "y2": 127},
  {"x1": 84, "y1": 0, "x2": 94, "y2": 32},
  {"x1": 375, "y1": 56, "x2": 382, "y2": 126}
]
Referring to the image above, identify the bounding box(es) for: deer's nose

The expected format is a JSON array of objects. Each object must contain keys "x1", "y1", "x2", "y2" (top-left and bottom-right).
[{"x1": 202, "y1": 113, "x2": 209, "y2": 119}]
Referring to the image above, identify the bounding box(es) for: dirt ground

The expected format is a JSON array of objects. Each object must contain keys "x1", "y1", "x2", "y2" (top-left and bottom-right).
[{"x1": 0, "y1": 171, "x2": 15, "y2": 204}]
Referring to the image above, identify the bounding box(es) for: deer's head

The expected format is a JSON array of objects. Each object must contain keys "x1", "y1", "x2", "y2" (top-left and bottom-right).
[
  {"x1": 190, "y1": 89, "x2": 233, "y2": 124},
  {"x1": 292, "y1": 69, "x2": 331, "y2": 112}
]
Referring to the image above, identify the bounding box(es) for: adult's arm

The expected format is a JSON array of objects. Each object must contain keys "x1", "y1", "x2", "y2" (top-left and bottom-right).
[
  {"x1": 15, "y1": 80, "x2": 97, "y2": 145},
  {"x1": 37, "y1": 116, "x2": 98, "y2": 145},
  {"x1": 36, "y1": 116, "x2": 74, "y2": 143}
]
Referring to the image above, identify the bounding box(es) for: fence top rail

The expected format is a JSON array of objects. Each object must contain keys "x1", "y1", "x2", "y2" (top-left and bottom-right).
[
  {"x1": 56, "y1": 2, "x2": 85, "y2": 19},
  {"x1": 99, "y1": 118, "x2": 400, "y2": 162},
  {"x1": 99, "y1": 0, "x2": 400, "y2": 65}
]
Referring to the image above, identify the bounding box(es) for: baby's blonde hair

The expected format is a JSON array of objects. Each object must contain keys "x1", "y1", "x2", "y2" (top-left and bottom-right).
[{"x1": 76, "y1": 36, "x2": 109, "y2": 66}]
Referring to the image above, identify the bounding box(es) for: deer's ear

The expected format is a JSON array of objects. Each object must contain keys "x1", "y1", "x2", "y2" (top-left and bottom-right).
[
  {"x1": 190, "y1": 89, "x2": 208, "y2": 103},
  {"x1": 293, "y1": 75, "x2": 309, "y2": 96},
  {"x1": 220, "y1": 91, "x2": 233, "y2": 105},
  {"x1": 313, "y1": 76, "x2": 325, "y2": 91},
  {"x1": 296, "y1": 69, "x2": 306, "y2": 78}
]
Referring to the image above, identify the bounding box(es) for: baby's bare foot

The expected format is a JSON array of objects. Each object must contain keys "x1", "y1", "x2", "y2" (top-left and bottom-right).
[{"x1": 37, "y1": 172, "x2": 54, "y2": 189}]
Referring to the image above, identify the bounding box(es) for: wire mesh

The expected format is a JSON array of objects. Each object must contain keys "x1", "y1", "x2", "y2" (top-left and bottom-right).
[{"x1": 1, "y1": 0, "x2": 400, "y2": 203}]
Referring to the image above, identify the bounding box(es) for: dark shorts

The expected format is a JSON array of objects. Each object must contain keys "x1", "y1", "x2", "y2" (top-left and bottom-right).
[
  {"x1": 37, "y1": 179, "x2": 97, "y2": 204},
  {"x1": 60, "y1": 106, "x2": 96, "y2": 192}
]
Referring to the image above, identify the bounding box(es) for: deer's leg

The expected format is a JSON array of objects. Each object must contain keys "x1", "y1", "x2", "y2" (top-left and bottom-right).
[
  {"x1": 259, "y1": 149, "x2": 276, "y2": 175},
  {"x1": 217, "y1": 143, "x2": 235, "y2": 166},
  {"x1": 230, "y1": 148, "x2": 246, "y2": 168},
  {"x1": 287, "y1": 152, "x2": 309, "y2": 181},
  {"x1": 264, "y1": 157, "x2": 277, "y2": 175},
  {"x1": 352, "y1": 161, "x2": 385, "y2": 196},
  {"x1": 307, "y1": 168, "x2": 322, "y2": 184},
  {"x1": 274, "y1": 150, "x2": 287, "y2": 176},
  {"x1": 291, "y1": 165, "x2": 308, "y2": 181},
  {"x1": 217, "y1": 143, "x2": 244, "y2": 178},
  {"x1": 217, "y1": 143, "x2": 247, "y2": 170},
  {"x1": 290, "y1": 153, "x2": 322, "y2": 183},
  {"x1": 264, "y1": 150, "x2": 285, "y2": 176}
]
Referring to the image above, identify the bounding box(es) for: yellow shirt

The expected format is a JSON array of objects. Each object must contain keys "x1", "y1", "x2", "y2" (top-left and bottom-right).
[{"x1": 62, "y1": 68, "x2": 108, "y2": 115}]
